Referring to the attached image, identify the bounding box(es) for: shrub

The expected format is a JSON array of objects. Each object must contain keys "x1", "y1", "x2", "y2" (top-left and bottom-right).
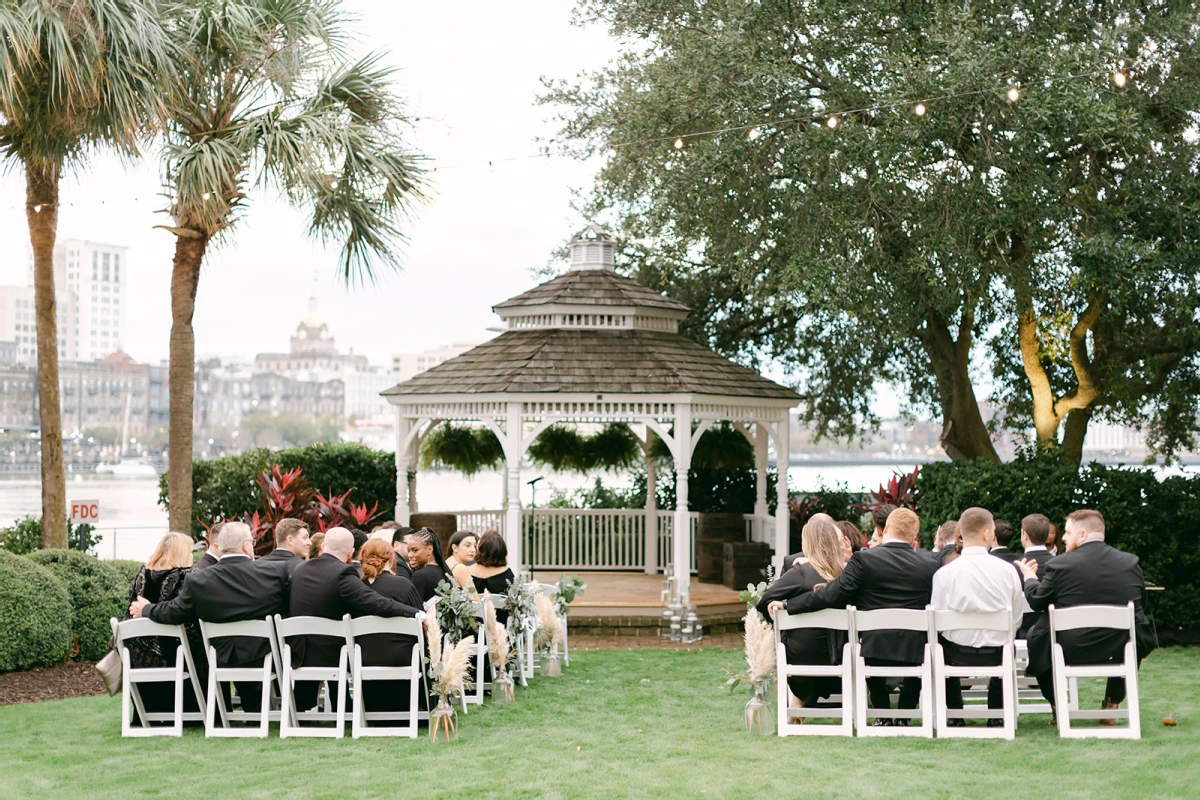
[
  {"x1": 0, "y1": 516, "x2": 102, "y2": 555},
  {"x1": 26, "y1": 550, "x2": 126, "y2": 661},
  {"x1": 159, "y1": 442, "x2": 398, "y2": 539},
  {"x1": 0, "y1": 551, "x2": 73, "y2": 672},
  {"x1": 916, "y1": 458, "x2": 1200, "y2": 640},
  {"x1": 107, "y1": 559, "x2": 145, "y2": 588}
]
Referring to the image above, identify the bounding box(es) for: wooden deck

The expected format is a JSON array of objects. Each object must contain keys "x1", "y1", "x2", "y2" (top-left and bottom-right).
[{"x1": 548, "y1": 571, "x2": 745, "y2": 621}]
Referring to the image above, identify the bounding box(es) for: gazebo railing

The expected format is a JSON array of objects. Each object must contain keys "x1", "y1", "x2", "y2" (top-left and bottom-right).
[{"x1": 442, "y1": 509, "x2": 774, "y2": 572}]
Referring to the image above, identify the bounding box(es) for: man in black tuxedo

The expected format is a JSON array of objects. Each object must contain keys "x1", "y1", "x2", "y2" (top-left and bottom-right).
[
  {"x1": 990, "y1": 520, "x2": 1019, "y2": 562},
  {"x1": 1017, "y1": 509, "x2": 1157, "y2": 716},
  {"x1": 785, "y1": 508, "x2": 937, "y2": 723},
  {"x1": 390, "y1": 527, "x2": 415, "y2": 580},
  {"x1": 193, "y1": 522, "x2": 224, "y2": 570},
  {"x1": 288, "y1": 527, "x2": 422, "y2": 710},
  {"x1": 131, "y1": 522, "x2": 290, "y2": 712},
  {"x1": 259, "y1": 518, "x2": 310, "y2": 576},
  {"x1": 1015, "y1": 513, "x2": 1054, "y2": 638}
]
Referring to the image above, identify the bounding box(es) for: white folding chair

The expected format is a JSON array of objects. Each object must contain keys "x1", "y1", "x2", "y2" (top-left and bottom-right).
[
  {"x1": 1049, "y1": 602, "x2": 1141, "y2": 739},
  {"x1": 493, "y1": 594, "x2": 529, "y2": 689},
  {"x1": 853, "y1": 607, "x2": 934, "y2": 738},
  {"x1": 535, "y1": 582, "x2": 570, "y2": 667},
  {"x1": 1014, "y1": 639, "x2": 1077, "y2": 716},
  {"x1": 198, "y1": 617, "x2": 280, "y2": 738},
  {"x1": 930, "y1": 609, "x2": 1016, "y2": 740},
  {"x1": 112, "y1": 617, "x2": 205, "y2": 737},
  {"x1": 345, "y1": 613, "x2": 426, "y2": 738},
  {"x1": 273, "y1": 614, "x2": 349, "y2": 739},
  {"x1": 773, "y1": 607, "x2": 856, "y2": 737},
  {"x1": 463, "y1": 602, "x2": 489, "y2": 708}
]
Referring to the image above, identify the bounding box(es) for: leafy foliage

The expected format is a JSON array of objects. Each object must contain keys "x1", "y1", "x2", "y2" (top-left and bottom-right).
[
  {"x1": 917, "y1": 458, "x2": 1200, "y2": 638},
  {"x1": 26, "y1": 550, "x2": 125, "y2": 661},
  {"x1": 0, "y1": 551, "x2": 73, "y2": 672},
  {"x1": 553, "y1": 574, "x2": 587, "y2": 617},
  {"x1": 108, "y1": 560, "x2": 145, "y2": 588},
  {"x1": 862, "y1": 467, "x2": 921, "y2": 512},
  {"x1": 527, "y1": 423, "x2": 641, "y2": 472},
  {"x1": 434, "y1": 580, "x2": 480, "y2": 644},
  {"x1": 420, "y1": 423, "x2": 505, "y2": 476},
  {"x1": 0, "y1": 517, "x2": 101, "y2": 556},
  {"x1": 788, "y1": 484, "x2": 860, "y2": 529}
]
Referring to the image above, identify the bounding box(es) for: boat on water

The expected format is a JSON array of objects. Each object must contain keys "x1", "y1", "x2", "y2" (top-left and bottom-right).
[{"x1": 94, "y1": 457, "x2": 159, "y2": 478}]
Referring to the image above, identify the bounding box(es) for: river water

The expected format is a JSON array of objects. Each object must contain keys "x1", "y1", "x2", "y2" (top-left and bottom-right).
[{"x1": 0, "y1": 463, "x2": 924, "y2": 561}]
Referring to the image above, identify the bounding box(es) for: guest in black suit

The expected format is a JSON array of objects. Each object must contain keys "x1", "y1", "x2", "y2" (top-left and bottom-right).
[
  {"x1": 1015, "y1": 514, "x2": 1054, "y2": 638},
  {"x1": 130, "y1": 522, "x2": 290, "y2": 712},
  {"x1": 288, "y1": 527, "x2": 422, "y2": 711},
  {"x1": 259, "y1": 518, "x2": 310, "y2": 576},
  {"x1": 1017, "y1": 509, "x2": 1157, "y2": 716},
  {"x1": 785, "y1": 508, "x2": 937, "y2": 723},
  {"x1": 356, "y1": 538, "x2": 424, "y2": 714},
  {"x1": 390, "y1": 526, "x2": 415, "y2": 580},
  {"x1": 932, "y1": 520, "x2": 959, "y2": 568},
  {"x1": 193, "y1": 521, "x2": 224, "y2": 570},
  {"x1": 407, "y1": 527, "x2": 453, "y2": 604},
  {"x1": 759, "y1": 514, "x2": 848, "y2": 712},
  {"x1": 990, "y1": 520, "x2": 1020, "y2": 563}
]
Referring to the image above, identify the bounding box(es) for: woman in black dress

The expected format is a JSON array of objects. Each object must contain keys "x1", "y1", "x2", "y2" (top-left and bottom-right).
[
  {"x1": 119, "y1": 533, "x2": 204, "y2": 720},
  {"x1": 358, "y1": 539, "x2": 425, "y2": 714},
  {"x1": 406, "y1": 528, "x2": 453, "y2": 604},
  {"x1": 468, "y1": 531, "x2": 515, "y2": 625},
  {"x1": 757, "y1": 514, "x2": 847, "y2": 711}
]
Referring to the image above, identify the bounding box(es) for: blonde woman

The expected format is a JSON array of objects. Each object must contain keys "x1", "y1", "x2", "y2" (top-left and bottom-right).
[
  {"x1": 119, "y1": 532, "x2": 203, "y2": 720},
  {"x1": 757, "y1": 514, "x2": 848, "y2": 713}
]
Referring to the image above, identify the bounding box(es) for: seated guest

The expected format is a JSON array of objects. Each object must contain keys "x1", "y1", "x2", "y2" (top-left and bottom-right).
[
  {"x1": 931, "y1": 508, "x2": 1024, "y2": 727},
  {"x1": 130, "y1": 522, "x2": 290, "y2": 713},
  {"x1": 1017, "y1": 510, "x2": 1157, "y2": 720},
  {"x1": 468, "y1": 532, "x2": 515, "y2": 620},
  {"x1": 1047, "y1": 521, "x2": 1063, "y2": 555},
  {"x1": 390, "y1": 527, "x2": 415, "y2": 579},
  {"x1": 836, "y1": 521, "x2": 863, "y2": 559},
  {"x1": 120, "y1": 532, "x2": 205, "y2": 720},
  {"x1": 785, "y1": 508, "x2": 936, "y2": 725},
  {"x1": 1016, "y1": 513, "x2": 1054, "y2": 638},
  {"x1": 782, "y1": 547, "x2": 805, "y2": 572},
  {"x1": 990, "y1": 520, "x2": 1019, "y2": 562},
  {"x1": 407, "y1": 527, "x2": 453, "y2": 604},
  {"x1": 445, "y1": 531, "x2": 479, "y2": 590},
  {"x1": 289, "y1": 527, "x2": 422, "y2": 711},
  {"x1": 357, "y1": 538, "x2": 424, "y2": 714},
  {"x1": 350, "y1": 529, "x2": 370, "y2": 571},
  {"x1": 259, "y1": 518, "x2": 310, "y2": 575},
  {"x1": 307, "y1": 531, "x2": 325, "y2": 561},
  {"x1": 867, "y1": 504, "x2": 897, "y2": 548},
  {"x1": 758, "y1": 514, "x2": 847, "y2": 713},
  {"x1": 932, "y1": 521, "x2": 959, "y2": 568},
  {"x1": 194, "y1": 521, "x2": 224, "y2": 570}
]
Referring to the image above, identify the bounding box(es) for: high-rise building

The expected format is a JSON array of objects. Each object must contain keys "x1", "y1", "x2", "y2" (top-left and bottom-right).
[
  {"x1": 0, "y1": 285, "x2": 36, "y2": 365},
  {"x1": 391, "y1": 341, "x2": 482, "y2": 382}
]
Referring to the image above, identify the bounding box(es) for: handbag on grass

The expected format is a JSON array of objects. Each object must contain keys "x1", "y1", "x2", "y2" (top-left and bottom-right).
[{"x1": 96, "y1": 648, "x2": 122, "y2": 696}]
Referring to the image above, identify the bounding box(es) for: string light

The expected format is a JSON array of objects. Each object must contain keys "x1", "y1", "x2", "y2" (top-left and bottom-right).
[
  {"x1": 673, "y1": 137, "x2": 684, "y2": 149},
  {"x1": 826, "y1": 115, "x2": 839, "y2": 129},
  {"x1": 33, "y1": 204, "x2": 41, "y2": 213},
  {"x1": 748, "y1": 127, "x2": 761, "y2": 140},
  {"x1": 913, "y1": 102, "x2": 927, "y2": 117},
  {"x1": 330, "y1": 180, "x2": 338, "y2": 189},
  {"x1": 1007, "y1": 86, "x2": 1020, "y2": 102},
  {"x1": 1112, "y1": 71, "x2": 1127, "y2": 88},
  {"x1": 201, "y1": 192, "x2": 211, "y2": 200}
]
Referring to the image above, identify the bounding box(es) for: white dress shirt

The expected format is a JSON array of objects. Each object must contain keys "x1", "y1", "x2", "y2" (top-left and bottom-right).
[{"x1": 931, "y1": 546, "x2": 1026, "y2": 648}]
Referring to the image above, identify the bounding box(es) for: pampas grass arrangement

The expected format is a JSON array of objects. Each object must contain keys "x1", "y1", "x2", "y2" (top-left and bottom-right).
[
  {"x1": 484, "y1": 597, "x2": 516, "y2": 703},
  {"x1": 428, "y1": 635, "x2": 475, "y2": 742},
  {"x1": 725, "y1": 608, "x2": 777, "y2": 735},
  {"x1": 534, "y1": 593, "x2": 564, "y2": 677}
]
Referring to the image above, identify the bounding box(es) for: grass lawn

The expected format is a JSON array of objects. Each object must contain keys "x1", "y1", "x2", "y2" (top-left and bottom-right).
[{"x1": 0, "y1": 647, "x2": 1195, "y2": 800}]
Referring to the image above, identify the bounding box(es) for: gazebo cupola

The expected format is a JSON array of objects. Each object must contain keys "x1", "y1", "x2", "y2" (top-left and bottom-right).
[{"x1": 383, "y1": 225, "x2": 800, "y2": 595}]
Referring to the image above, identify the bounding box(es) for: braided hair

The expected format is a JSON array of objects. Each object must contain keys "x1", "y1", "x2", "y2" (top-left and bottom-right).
[{"x1": 409, "y1": 527, "x2": 452, "y2": 582}]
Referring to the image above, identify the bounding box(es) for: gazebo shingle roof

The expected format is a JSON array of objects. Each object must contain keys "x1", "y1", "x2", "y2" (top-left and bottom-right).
[
  {"x1": 493, "y1": 270, "x2": 690, "y2": 313},
  {"x1": 382, "y1": 329, "x2": 798, "y2": 399}
]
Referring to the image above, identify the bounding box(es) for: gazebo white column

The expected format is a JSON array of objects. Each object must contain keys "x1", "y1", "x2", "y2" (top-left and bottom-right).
[
  {"x1": 773, "y1": 417, "x2": 790, "y2": 571},
  {"x1": 753, "y1": 422, "x2": 769, "y2": 540},
  {"x1": 672, "y1": 404, "x2": 694, "y2": 593},
  {"x1": 394, "y1": 411, "x2": 412, "y2": 525},
  {"x1": 642, "y1": 427, "x2": 659, "y2": 575},
  {"x1": 503, "y1": 401, "x2": 524, "y2": 571}
]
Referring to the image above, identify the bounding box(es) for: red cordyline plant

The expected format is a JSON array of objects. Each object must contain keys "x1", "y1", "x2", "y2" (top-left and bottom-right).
[
  {"x1": 311, "y1": 489, "x2": 385, "y2": 532},
  {"x1": 859, "y1": 466, "x2": 920, "y2": 512}
]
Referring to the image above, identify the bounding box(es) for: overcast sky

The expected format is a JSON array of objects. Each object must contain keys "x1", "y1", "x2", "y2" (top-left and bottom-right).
[{"x1": 0, "y1": 1, "x2": 615, "y2": 367}]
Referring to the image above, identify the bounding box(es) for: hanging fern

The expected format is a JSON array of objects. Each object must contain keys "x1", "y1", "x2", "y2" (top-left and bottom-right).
[
  {"x1": 527, "y1": 423, "x2": 641, "y2": 472},
  {"x1": 420, "y1": 423, "x2": 504, "y2": 476}
]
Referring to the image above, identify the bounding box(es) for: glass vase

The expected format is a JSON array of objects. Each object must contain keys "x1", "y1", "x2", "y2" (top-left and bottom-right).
[
  {"x1": 492, "y1": 671, "x2": 516, "y2": 704},
  {"x1": 745, "y1": 683, "x2": 774, "y2": 736},
  {"x1": 429, "y1": 695, "x2": 458, "y2": 743},
  {"x1": 541, "y1": 648, "x2": 562, "y2": 677}
]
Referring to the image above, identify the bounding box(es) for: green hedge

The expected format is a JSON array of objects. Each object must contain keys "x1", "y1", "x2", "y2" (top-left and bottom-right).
[
  {"x1": 158, "y1": 442, "x2": 398, "y2": 539},
  {"x1": 0, "y1": 551, "x2": 73, "y2": 672},
  {"x1": 917, "y1": 459, "x2": 1200, "y2": 639},
  {"x1": 26, "y1": 550, "x2": 127, "y2": 661},
  {"x1": 108, "y1": 559, "x2": 144, "y2": 588},
  {"x1": 0, "y1": 516, "x2": 102, "y2": 555}
]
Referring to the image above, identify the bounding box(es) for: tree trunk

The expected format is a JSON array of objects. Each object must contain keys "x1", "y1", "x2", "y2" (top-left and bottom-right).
[
  {"x1": 1061, "y1": 407, "x2": 1092, "y2": 467},
  {"x1": 26, "y1": 165, "x2": 68, "y2": 549},
  {"x1": 167, "y1": 233, "x2": 209, "y2": 534},
  {"x1": 918, "y1": 309, "x2": 1000, "y2": 462}
]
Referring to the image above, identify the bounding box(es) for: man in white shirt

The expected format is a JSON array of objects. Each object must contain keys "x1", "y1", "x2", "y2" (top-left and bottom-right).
[{"x1": 931, "y1": 507, "x2": 1025, "y2": 726}]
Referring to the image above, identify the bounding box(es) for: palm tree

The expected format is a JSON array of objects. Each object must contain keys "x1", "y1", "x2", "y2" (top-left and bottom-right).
[
  {"x1": 0, "y1": 1, "x2": 170, "y2": 547},
  {"x1": 156, "y1": 0, "x2": 425, "y2": 533}
]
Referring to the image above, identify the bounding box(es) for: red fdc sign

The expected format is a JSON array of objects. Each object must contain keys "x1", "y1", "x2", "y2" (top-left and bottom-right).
[{"x1": 70, "y1": 500, "x2": 100, "y2": 524}]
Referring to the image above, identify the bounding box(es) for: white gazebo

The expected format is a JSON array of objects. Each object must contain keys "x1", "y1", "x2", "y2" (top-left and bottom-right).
[{"x1": 383, "y1": 226, "x2": 800, "y2": 592}]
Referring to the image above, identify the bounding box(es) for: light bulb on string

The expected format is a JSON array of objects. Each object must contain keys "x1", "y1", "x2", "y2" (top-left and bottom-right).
[
  {"x1": 1112, "y1": 71, "x2": 1127, "y2": 88},
  {"x1": 748, "y1": 127, "x2": 761, "y2": 140},
  {"x1": 914, "y1": 103, "x2": 927, "y2": 117},
  {"x1": 606, "y1": 147, "x2": 617, "y2": 159},
  {"x1": 826, "y1": 115, "x2": 839, "y2": 129},
  {"x1": 673, "y1": 137, "x2": 684, "y2": 150},
  {"x1": 330, "y1": 180, "x2": 338, "y2": 189},
  {"x1": 1006, "y1": 86, "x2": 1020, "y2": 103},
  {"x1": 33, "y1": 204, "x2": 41, "y2": 213},
  {"x1": 201, "y1": 192, "x2": 211, "y2": 200}
]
